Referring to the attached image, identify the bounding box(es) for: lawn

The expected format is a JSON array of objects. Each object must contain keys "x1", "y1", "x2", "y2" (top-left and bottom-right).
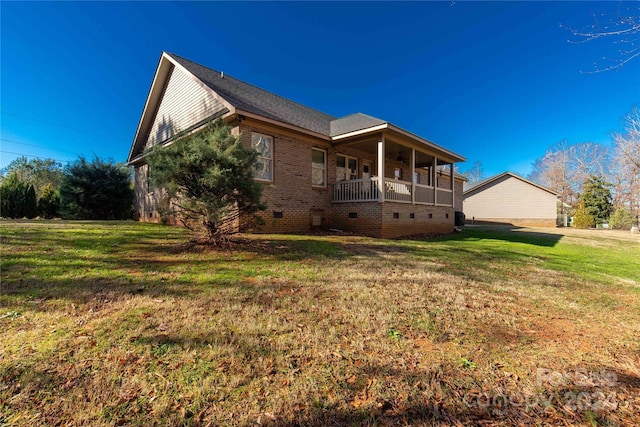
[{"x1": 1, "y1": 221, "x2": 639, "y2": 426}]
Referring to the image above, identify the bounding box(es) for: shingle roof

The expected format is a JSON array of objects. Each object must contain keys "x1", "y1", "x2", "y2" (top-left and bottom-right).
[
  {"x1": 329, "y1": 113, "x2": 387, "y2": 137},
  {"x1": 463, "y1": 172, "x2": 558, "y2": 195},
  {"x1": 169, "y1": 53, "x2": 336, "y2": 136}
]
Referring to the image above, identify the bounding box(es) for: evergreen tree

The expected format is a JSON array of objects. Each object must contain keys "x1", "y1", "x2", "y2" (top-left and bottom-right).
[
  {"x1": 24, "y1": 185, "x2": 38, "y2": 218},
  {"x1": 59, "y1": 157, "x2": 133, "y2": 219},
  {"x1": 146, "y1": 120, "x2": 265, "y2": 241},
  {"x1": 37, "y1": 183, "x2": 61, "y2": 218},
  {"x1": 0, "y1": 173, "x2": 29, "y2": 218},
  {"x1": 1, "y1": 156, "x2": 63, "y2": 199},
  {"x1": 580, "y1": 175, "x2": 613, "y2": 225},
  {"x1": 572, "y1": 201, "x2": 595, "y2": 229}
]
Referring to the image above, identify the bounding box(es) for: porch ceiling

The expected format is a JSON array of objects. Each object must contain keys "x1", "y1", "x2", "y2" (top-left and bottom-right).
[{"x1": 333, "y1": 135, "x2": 457, "y2": 166}]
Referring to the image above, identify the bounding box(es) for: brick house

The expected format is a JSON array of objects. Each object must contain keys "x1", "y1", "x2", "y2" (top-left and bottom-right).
[{"x1": 127, "y1": 52, "x2": 466, "y2": 238}]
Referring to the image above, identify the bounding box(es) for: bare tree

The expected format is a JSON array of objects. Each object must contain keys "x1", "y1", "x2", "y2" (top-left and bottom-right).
[
  {"x1": 612, "y1": 106, "x2": 640, "y2": 219},
  {"x1": 529, "y1": 140, "x2": 575, "y2": 207},
  {"x1": 562, "y1": 2, "x2": 640, "y2": 72},
  {"x1": 529, "y1": 140, "x2": 611, "y2": 207},
  {"x1": 460, "y1": 161, "x2": 485, "y2": 184},
  {"x1": 568, "y1": 142, "x2": 611, "y2": 190}
]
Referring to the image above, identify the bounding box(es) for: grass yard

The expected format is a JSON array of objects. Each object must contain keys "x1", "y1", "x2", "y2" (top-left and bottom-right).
[{"x1": 1, "y1": 221, "x2": 639, "y2": 426}]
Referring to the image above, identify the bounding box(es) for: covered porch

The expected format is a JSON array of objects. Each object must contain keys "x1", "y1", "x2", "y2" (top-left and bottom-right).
[{"x1": 331, "y1": 132, "x2": 456, "y2": 207}]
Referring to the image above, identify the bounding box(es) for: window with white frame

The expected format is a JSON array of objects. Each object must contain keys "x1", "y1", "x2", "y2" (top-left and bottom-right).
[
  {"x1": 311, "y1": 148, "x2": 326, "y2": 187},
  {"x1": 252, "y1": 133, "x2": 273, "y2": 181},
  {"x1": 336, "y1": 154, "x2": 357, "y2": 181}
]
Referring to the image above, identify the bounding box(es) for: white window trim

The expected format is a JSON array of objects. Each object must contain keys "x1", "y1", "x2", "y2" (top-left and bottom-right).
[
  {"x1": 337, "y1": 154, "x2": 358, "y2": 181},
  {"x1": 311, "y1": 147, "x2": 327, "y2": 188},
  {"x1": 252, "y1": 132, "x2": 273, "y2": 183}
]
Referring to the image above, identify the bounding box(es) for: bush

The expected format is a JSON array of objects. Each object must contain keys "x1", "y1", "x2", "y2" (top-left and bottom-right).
[
  {"x1": 609, "y1": 208, "x2": 635, "y2": 230},
  {"x1": 572, "y1": 202, "x2": 595, "y2": 229},
  {"x1": 37, "y1": 183, "x2": 61, "y2": 219},
  {"x1": 0, "y1": 173, "x2": 37, "y2": 218},
  {"x1": 59, "y1": 157, "x2": 133, "y2": 219}
]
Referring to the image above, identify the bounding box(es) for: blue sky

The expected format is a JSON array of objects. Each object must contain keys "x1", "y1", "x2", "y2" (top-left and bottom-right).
[{"x1": 2, "y1": 1, "x2": 639, "y2": 178}]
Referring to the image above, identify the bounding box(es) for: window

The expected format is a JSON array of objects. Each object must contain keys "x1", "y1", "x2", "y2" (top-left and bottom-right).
[
  {"x1": 273, "y1": 211, "x2": 283, "y2": 219},
  {"x1": 393, "y1": 212, "x2": 400, "y2": 219},
  {"x1": 337, "y1": 155, "x2": 357, "y2": 181},
  {"x1": 348, "y1": 212, "x2": 358, "y2": 219},
  {"x1": 394, "y1": 168, "x2": 402, "y2": 180},
  {"x1": 252, "y1": 133, "x2": 273, "y2": 181},
  {"x1": 409, "y1": 213, "x2": 415, "y2": 219},
  {"x1": 413, "y1": 172, "x2": 420, "y2": 184},
  {"x1": 311, "y1": 148, "x2": 326, "y2": 187}
]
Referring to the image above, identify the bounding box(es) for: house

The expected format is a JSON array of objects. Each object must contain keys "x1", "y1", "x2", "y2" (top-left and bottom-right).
[
  {"x1": 127, "y1": 52, "x2": 466, "y2": 238},
  {"x1": 462, "y1": 172, "x2": 559, "y2": 227}
]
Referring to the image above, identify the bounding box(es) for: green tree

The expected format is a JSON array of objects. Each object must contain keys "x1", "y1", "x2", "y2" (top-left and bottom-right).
[
  {"x1": 609, "y1": 207, "x2": 635, "y2": 230},
  {"x1": 59, "y1": 157, "x2": 133, "y2": 219},
  {"x1": 24, "y1": 184, "x2": 37, "y2": 218},
  {"x1": 37, "y1": 183, "x2": 61, "y2": 219},
  {"x1": 572, "y1": 201, "x2": 595, "y2": 229},
  {"x1": 580, "y1": 175, "x2": 613, "y2": 225},
  {"x1": 0, "y1": 173, "x2": 30, "y2": 218},
  {"x1": 1, "y1": 156, "x2": 63, "y2": 199},
  {"x1": 146, "y1": 120, "x2": 265, "y2": 241}
]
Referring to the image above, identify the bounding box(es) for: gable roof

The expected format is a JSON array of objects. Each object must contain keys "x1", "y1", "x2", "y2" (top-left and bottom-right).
[
  {"x1": 170, "y1": 53, "x2": 336, "y2": 136},
  {"x1": 463, "y1": 171, "x2": 558, "y2": 196},
  {"x1": 129, "y1": 52, "x2": 465, "y2": 164}
]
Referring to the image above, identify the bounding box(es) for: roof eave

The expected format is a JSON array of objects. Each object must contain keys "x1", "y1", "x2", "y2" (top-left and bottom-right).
[{"x1": 236, "y1": 109, "x2": 332, "y2": 141}]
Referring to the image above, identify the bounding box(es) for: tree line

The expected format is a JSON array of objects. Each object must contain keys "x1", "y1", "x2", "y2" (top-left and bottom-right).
[
  {"x1": 0, "y1": 156, "x2": 133, "y2": 220},
  {"x1": 527, "y1": 107, "x2": 639, "y2": 229},
  {"x1": 460, "y1": 107, "x2": 639, "y2": 229}
]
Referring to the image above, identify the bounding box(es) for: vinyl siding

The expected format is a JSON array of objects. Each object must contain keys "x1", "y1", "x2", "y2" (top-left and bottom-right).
[
  {"x1": 463, "y1": 175, "x2": 556, "y2": 220},
  {"x1": 145, "y1": 65, "x2": 226, "y2": 147}
]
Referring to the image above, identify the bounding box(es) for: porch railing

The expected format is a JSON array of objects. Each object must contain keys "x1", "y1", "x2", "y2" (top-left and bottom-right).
[
  {"x1": 384, "y1": 178, "x2": 412, "y2": 203},
  {"x1": 415, "y1": 183, "x2": 435, "y2": 204},
  {"x1": 333, "y1": 178, "x2": 379, "y2": 202},
  {"x1": 332, "y1": 178, "x2": 453, "y2": 207},
  {"x1": 436, "y1": 188, "x2": 453, "y2": 206}
]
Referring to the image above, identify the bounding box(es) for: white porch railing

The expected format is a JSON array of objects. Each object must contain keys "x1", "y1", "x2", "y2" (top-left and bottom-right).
[
  {"x1": 332, "y1": 178, "x2": 453, "y2": 207},
  {"x1": 333, "y1": 178, "x2": 379, "y2": 202}
]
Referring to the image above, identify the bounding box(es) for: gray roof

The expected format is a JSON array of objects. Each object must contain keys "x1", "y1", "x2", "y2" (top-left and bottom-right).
[
  {"x1": 170, "y1": 53, "x2": 336, "y2": 136},
  {"x1": 171, "y1": 55, "x2": 391, "y2": 138},
  {"x1": 330, "y1": 113, "x2": 387, "y2": 137},
  {"x1": 463, "y1": 171, "x2": 558, "y2": 195}
]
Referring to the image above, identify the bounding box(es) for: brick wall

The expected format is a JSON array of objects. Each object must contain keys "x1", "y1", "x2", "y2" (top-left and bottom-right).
[
  {"x1": 381, "y1": 204, "x2": 454, "y2": 238},
  {"x1": 239, "y1": 122, "x2": 333, "y2": 233}
]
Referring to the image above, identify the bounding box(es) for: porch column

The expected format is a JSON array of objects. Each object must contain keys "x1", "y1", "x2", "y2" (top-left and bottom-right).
[
  {"x1": 433, "y1": 157, "x2": 438, "y2": 206},
  {"x1": 378, "y1": 136, "x2": 385, "y2": 202},
  {"x1": 450, "y1": 163, "x2": 455, "y2": 209},
  {"x1": 410, "y1": 148, "x2": 415, "y2": 205}
]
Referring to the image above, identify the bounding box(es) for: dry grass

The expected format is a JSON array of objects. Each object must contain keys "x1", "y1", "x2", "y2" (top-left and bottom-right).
[{"x1": 1, "y1": 221, "x2": 639, "y2": 426}]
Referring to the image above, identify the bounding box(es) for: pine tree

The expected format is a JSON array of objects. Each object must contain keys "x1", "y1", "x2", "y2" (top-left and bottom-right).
[
  {"x1": 59, "y1": 157, "x2": 133, "y2": 219},
  {"x1": 580, "y1": 175, "x2": 613, "y2": 225},
  {"x1": 572, "y1": 201, "x2": 595, "y2": 229},
  {"x1": 24, "y1": 185, "x2": 38, "y2": 218},
  {"x1": 146, "y1": 120, "x2": 265, "y2": 241},
  {"x1": 37, "y1": 183, "x2": 61, "y2": 218}
]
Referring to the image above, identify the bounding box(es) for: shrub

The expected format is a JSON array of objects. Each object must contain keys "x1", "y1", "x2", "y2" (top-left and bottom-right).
[
  {"x1": 572, "y1": 202, "x2": 595, "y2": 229},
  {"x1": 609, "y1": 208, "x2": 635, "y2": 230}
]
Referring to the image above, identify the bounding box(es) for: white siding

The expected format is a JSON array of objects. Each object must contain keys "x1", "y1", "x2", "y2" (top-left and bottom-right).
[
  {"x1": 145, "y1": 65, "x2": 225, "y2": 147},
  {"x1": 464, "y1": 175, "x2": 556, "y2": 220}
]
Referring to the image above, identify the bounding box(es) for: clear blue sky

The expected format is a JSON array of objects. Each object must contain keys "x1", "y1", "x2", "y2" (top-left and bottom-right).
[{"x1": 2, "y1": 1, "x2": 639, "y2": 178}]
